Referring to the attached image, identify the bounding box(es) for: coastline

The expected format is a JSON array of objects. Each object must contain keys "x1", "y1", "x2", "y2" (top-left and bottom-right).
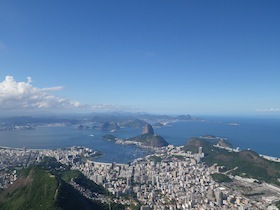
[
  {"x1": 0, "y1": 118, "x2": 279, "y2": 162},
  {"x1": 2, "y1": 141, "x2": 280, "y2": 164},
  {"x1": 260, "y1": 154, "x2": 280, "y2": 163}
]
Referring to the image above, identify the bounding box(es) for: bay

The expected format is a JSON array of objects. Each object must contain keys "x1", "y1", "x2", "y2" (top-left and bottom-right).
[{"x1": 0, "y1": 116, "x2": 279, "y2": 163}]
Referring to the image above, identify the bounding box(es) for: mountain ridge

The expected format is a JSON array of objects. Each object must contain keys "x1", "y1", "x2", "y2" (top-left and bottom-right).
[{"x1": 0, "y1": 162, "x2": 109, "y2": 210}]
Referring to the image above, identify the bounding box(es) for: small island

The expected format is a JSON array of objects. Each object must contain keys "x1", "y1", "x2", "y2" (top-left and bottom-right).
[{"x1": 102, "y1": 134, "x2": 117, "y2": 142}]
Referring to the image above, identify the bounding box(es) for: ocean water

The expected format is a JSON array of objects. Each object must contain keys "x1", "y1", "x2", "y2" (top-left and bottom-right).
[
  {"x1": 0, "y1": 126, "x2": 149, "y2": 163},
  {"x1": 155, "y1": 116, "x2": 280, "y2": 158},
  {"x1": 0, "y1": 116, "x2": 279, "y2": 163}
]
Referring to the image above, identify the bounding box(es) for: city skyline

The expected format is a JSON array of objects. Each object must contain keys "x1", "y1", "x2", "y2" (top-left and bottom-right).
[{"x1": 0, "y1": 1, "x2": 280, "y2": 116}]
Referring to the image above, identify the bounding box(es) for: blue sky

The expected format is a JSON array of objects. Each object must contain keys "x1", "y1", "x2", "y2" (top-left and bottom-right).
[{"x1": 0, "y1": 0, "x2": 279, "y2": 115}]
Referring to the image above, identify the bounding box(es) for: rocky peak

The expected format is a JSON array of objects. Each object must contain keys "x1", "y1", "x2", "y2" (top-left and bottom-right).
[{"x1": 142, "y1": 123, "x2": 154, "y2": 135}]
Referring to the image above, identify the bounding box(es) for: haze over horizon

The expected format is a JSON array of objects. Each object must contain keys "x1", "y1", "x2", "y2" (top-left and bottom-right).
[{"x1": 0, "y1": 1, "x2": 280, "y2": 116}]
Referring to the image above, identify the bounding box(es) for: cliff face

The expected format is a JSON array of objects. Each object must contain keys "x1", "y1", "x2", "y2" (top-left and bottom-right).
[{"x1": 142, "y1": 123, "x2": 154, "y2": 135}]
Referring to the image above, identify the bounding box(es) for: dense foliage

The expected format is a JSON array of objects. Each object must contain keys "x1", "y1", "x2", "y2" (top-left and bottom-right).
[
  {"x1": 149, "y1": 155, "x2": 162, "y2": 163},
  {"x1": 56, "y1": 179, "x2": 107, "y2": 210},
  {"x1": 0, "y1": 159, "x2": 117, "y2": 210},
  {"x1": 0, "y1": 167, "x2": 60, "y2": 210},
  {"x1": 211, "y1": 173, "x2": 232, "y2": 183},
  {"x1": 276, "y1": 200, "x2": 280, "y2": 209},
  {"x1": 73, "y1": 173, "x2": 108, "y2": 195}
]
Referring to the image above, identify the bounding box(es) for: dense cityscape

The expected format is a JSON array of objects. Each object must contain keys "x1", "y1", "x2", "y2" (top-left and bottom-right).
[{"x1": 1, "y1": 142, "x2": 279, "y2": 210}]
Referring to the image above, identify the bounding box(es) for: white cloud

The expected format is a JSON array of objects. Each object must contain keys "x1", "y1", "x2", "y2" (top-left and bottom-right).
[
  {"x1": 0, "y1": 75, "x2": 143, "y2": 114},
  {"x1": 41, "y1": 86, "x2": 65, "y2": 91},
  {"x1": 0, "y1": 75, "x2": 80, "y2": 111},
  {"x1": 256, "y1": 108, "x2": 280, "y2": 112}
]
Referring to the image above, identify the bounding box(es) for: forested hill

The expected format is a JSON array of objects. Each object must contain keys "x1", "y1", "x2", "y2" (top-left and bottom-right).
[
  {"x1": 184, "y1": 137, "x2": 280, "y2": 186},
  {"x1": 0, "y1": 158, "x2": 111, "y2": 210}
]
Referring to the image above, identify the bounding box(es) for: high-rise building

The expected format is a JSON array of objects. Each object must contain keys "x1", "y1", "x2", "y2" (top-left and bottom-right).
[
  {"x1": 215, "y1": 189, "x2": 223, "y2": 206},
  {"x1": 198, "y1": 147, "x2": 203, "y2": 155}
]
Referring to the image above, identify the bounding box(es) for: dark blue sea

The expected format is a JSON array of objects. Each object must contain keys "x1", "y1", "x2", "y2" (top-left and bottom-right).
[{"x1": 0, "y1": 116, "x2": 279, "y2": 163}]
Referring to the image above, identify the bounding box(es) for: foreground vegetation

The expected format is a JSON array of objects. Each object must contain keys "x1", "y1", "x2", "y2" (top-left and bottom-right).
[
  {"x1": 0, "y1": 166, "x2": 59, "y2": 210},
  {"x1": 211, "y1": 173, "x2": 232, "y2": 183},
  {"x1": 276, "y1": 200, "x2": 280, "y2": 209},
  {"x1": 0, "y1": 157, "x2": 118, "y2": 210}
]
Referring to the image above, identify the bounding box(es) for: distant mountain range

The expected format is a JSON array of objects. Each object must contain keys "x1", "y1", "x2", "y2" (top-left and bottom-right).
[{"x1": 0, "y1": 113, "x2": 197, "y2": 127}]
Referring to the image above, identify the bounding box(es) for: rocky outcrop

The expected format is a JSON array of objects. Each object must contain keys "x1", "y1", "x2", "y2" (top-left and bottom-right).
[
  {"x1": 127, "y1": 124, "x2": 168, "y2": 147},
  {"x1": 142, "y1": 123, "x2": 154, "y2": 135}
]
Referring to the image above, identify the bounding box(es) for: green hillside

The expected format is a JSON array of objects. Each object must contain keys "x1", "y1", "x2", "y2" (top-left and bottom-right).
[
  {"x1": 59, "y1": 169, "x2": 107, "y2": 195},
  {"x1": 184, "y1": 137, "x2": 280, "y2": 186},
  {"x1": 0, "y1": 161, "x2": 110, "y2": 210},
  {"x1": 0, "y1": 166, "x2": 60, "y2": 210}
]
